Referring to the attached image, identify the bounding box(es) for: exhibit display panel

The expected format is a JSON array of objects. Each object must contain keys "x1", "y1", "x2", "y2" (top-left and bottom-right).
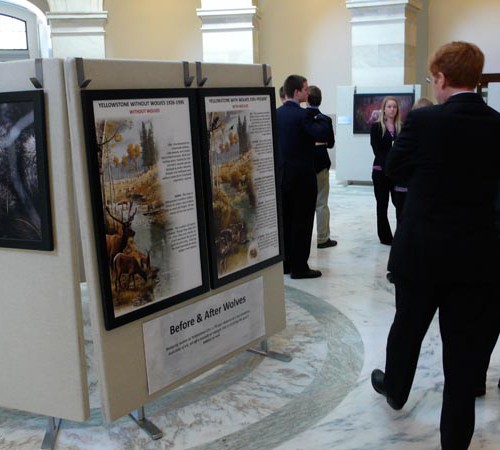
[
  {"x1": 335, "y1": 85, "x2": 421, "y2": 183},
  {"x1": 0, "y1": 59, "x2": 89, "y2": 421},
  {"x1": 65, "y1": 58, "x2": 286, "y2": 421},
  {"x1": 198, "y1": 87, "x2": 283, "y2": 287},
  {"x1": 81, "y1": 88, "x2": 210, "y2": 329}
]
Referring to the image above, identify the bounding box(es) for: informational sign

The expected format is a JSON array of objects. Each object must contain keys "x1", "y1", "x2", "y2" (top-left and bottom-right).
[
  {"x1": 199, "y1": 87, "x2": 283, "y2": 288},
  {"x1": 337, "y1": 115, "x2": 352, "y2": 125},
  {"x1": 81, "y1": 89, "x2": 209, "y2": 329},
  {"x1": 143, "y1": 277, "x2": 265, "y2": 394}
]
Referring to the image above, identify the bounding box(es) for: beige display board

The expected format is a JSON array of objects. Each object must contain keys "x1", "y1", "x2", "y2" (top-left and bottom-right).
[
  {"x1": 0, "y1": 59, "x2": 89, "y2": 421},
  {"x1": 64, "y1": 58, "x2": 286, "y2": 421}
]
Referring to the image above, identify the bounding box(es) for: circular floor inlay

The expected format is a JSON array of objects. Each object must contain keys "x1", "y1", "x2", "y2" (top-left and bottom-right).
[{"x1": 0, "y1": 286, "x2": 364, "y2": 450}]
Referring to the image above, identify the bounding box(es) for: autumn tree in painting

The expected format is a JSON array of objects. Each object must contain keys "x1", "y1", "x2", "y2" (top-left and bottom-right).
[
  {"x1": 126, "y1": 143, "x2": 142, "y2": 173},
  {"x1": 95, "y1": 119, "x2": 131, "y2": 213}
]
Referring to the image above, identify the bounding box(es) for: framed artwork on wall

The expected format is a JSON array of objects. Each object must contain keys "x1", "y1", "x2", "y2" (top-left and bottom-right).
[
  {"x1": 198, "y1": 87, "x2": 283, "y2": 288},
  {"x1": 0, "y1": 90, "x2": 53, "y2": 251},
  {"x1": 81, "y1": 89, "x2": 209, "y2": 330},
  {"x1": 353, "y1": 92, "x2": 415, "y2": 134}
]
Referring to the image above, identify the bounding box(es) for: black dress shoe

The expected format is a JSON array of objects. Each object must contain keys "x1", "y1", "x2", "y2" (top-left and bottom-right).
[
  {"x1": 291, "y1": 269, "x2": 322, "y2": 279},
  {"x1": 380, "y1": 239, "x2": 393, "y2": 246},
  {"x1": 371, "y1": 369, "x2": 403, "y2": 410},
  {"x1": 386, "y1": 272, "x2": 395, "y2": 284},
  {"x1": 317, "y1": 239, "x2": 338, "y2": 249},
  {"x1": 283, "y1": 263, "x2": 291, "y2": 275}
]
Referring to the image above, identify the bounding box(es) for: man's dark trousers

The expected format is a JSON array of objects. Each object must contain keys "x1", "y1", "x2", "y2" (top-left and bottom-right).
[
  {"x1": 385, "y1": 277, "x2": 500, "y2": 450},
  {"x1": 281, "y1": 171, "x2": 317, "y2": 272}
]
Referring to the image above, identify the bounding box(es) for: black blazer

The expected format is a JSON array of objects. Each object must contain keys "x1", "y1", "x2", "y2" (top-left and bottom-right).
[
  {"x1": 370, "y1": 121, "x2": 396, "y2": 169},
  {"x1": 276, "y1": 101, "x2": 332, "y2": 187},
  {"x1": 306, "y1": 107, "x2": 335, "y2": 173},
  {"x1": 386, "y1": 93, "x2": 500, "y2": 283}
]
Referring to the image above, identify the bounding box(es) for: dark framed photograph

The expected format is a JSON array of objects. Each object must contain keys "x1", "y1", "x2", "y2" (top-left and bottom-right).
[
  {"x1": 0, "y1": 90, "x2": 53, "y2": 251},
  {"x1": 198, "y1": 87, "x2": 283, "y2": 288},
  {"x1": 353, "y1": 92, "x2": 415, "y2": 134},
  {"x1": 81, "y1": 89, "x2": 209, "y2": 330}
]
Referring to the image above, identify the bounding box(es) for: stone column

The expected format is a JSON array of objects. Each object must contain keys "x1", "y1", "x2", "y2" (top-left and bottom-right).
[
  {"x1": 46, "y1": 0, "x2": 107, "y2": 58},
  {"x1": 197, "y1": 0, "x2": 260, "y2": 63},
  {"x1": 346, "y1": 0, "x2": 423, "y2": 85}
]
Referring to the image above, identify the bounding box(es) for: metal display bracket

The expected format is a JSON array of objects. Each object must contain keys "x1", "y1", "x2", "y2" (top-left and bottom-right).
[
  {"x1": 75, "y1": 57, "x2": 92, "y2": 88},
  {"x1": 262, "y1": 64, "x2": 272, "y2": 86},
  {"x1": 30, "y1": 58, "x2": 44, "y2": 89},
  {"x1": 247, "y1": 339, "x2": 292, "y2": 362},
  {"x1": 195, "y1": 61, "x2": 208, "y2": 87},
  {"x1": 40, "y1": 417, "x2": 61, "y2": 450},
  {"x1": 129, "y1": 406, "x2": 163, "y2": 440},
  {"x1": 183, "y1": 61, "x2": 195, "y2": 87}
]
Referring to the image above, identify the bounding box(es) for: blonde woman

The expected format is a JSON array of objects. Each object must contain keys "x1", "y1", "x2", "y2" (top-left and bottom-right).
[{"x1": 370, "y1": 96, "x2": 401, "y2": 245}]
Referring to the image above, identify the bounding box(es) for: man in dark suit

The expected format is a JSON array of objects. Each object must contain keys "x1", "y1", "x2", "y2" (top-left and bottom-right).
[
  {"x1": 371, "y1": 41, "x2": 500, "y2": 450},
  {"x1": 276, "y1": 75, "x2": 332, "y2": 279}
]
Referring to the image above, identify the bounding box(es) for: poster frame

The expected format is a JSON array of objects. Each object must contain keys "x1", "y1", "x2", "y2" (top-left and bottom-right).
[
  {"x1": 198, "y1": 87, "x2": 284, "y2": 288},
  {"x1": 81, "y1": 88, "x2": 210, "y2": 330},
  {"x1": 352, "y1": 92, "x2": 415, "y2": 134},
  {"x1": 0, "y1": 90, "x2": 53, "y2": 251}
]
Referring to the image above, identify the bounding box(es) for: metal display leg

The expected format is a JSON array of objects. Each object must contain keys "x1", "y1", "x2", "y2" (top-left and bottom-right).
[
  {"x1": 129, "y1": 407, "x2": 163, "y2": 440},
  {"x1": 40, "y1": 417, "x2": 61, "y2": 450},
  {"x1": 247, "y1": 339, "x2": 292, "y2": 362}
]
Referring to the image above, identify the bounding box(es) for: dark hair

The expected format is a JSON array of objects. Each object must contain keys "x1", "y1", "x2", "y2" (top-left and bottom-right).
[
  {"x1": 429, "y1": 41, "x2": 484, "y2": 89},
  {"x1": 279, "y1": 86, "x2": 285, "y2": 99},
  {"x1": 283, "y1": 75, "x2": 307, "y2": 98},
  {"x1": 308, "y1": 85, "x2": 322, "y2": 107}
]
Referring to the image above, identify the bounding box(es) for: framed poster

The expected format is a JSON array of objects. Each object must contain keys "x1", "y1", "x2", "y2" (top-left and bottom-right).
[
  {"x1": 353, "y1": 92, "x2": 415, "y2": 134},
  {"x1": 0, "y1": 90, "x2": 53, "y2": 251},
  {"x1": 81, "y1": 89, "x2": 209, "y2": 330},
  {"x1": 198, "y1": 87, "x2": 283, "y2": 288}
]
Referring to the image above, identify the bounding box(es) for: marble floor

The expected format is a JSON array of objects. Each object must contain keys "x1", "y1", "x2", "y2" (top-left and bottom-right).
[{"x1": 2, "y1": 174, "x2": 500, "y2": 449}]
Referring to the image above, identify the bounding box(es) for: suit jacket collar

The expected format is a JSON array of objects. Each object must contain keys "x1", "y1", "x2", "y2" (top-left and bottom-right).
[
  {"x1": 444, "y1": 92, "x2": 484, "y2": 105},
  {"x1": 285, "y1": 100, "x2": 300, "y2": 107}
]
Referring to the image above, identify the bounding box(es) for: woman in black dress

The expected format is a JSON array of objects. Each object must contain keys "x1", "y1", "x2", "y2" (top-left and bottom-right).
[{"x1": 370, "y1": 96, "x2": 401, "y2": 245}]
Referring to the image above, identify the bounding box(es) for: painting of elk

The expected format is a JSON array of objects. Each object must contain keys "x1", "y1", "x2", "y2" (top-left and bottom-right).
[
  {"x1": 113, "y1": 251, "x2": 150, "y2": 291},
  {"x1": 105, "y1": 201, "x2": 137, "y2": 265},
  {"x1": 103, "y1": 201, "x2": 156, "y2": 304},
  {"x1": 87, "y1": 112, "x2": 168, "y2": 319}
]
